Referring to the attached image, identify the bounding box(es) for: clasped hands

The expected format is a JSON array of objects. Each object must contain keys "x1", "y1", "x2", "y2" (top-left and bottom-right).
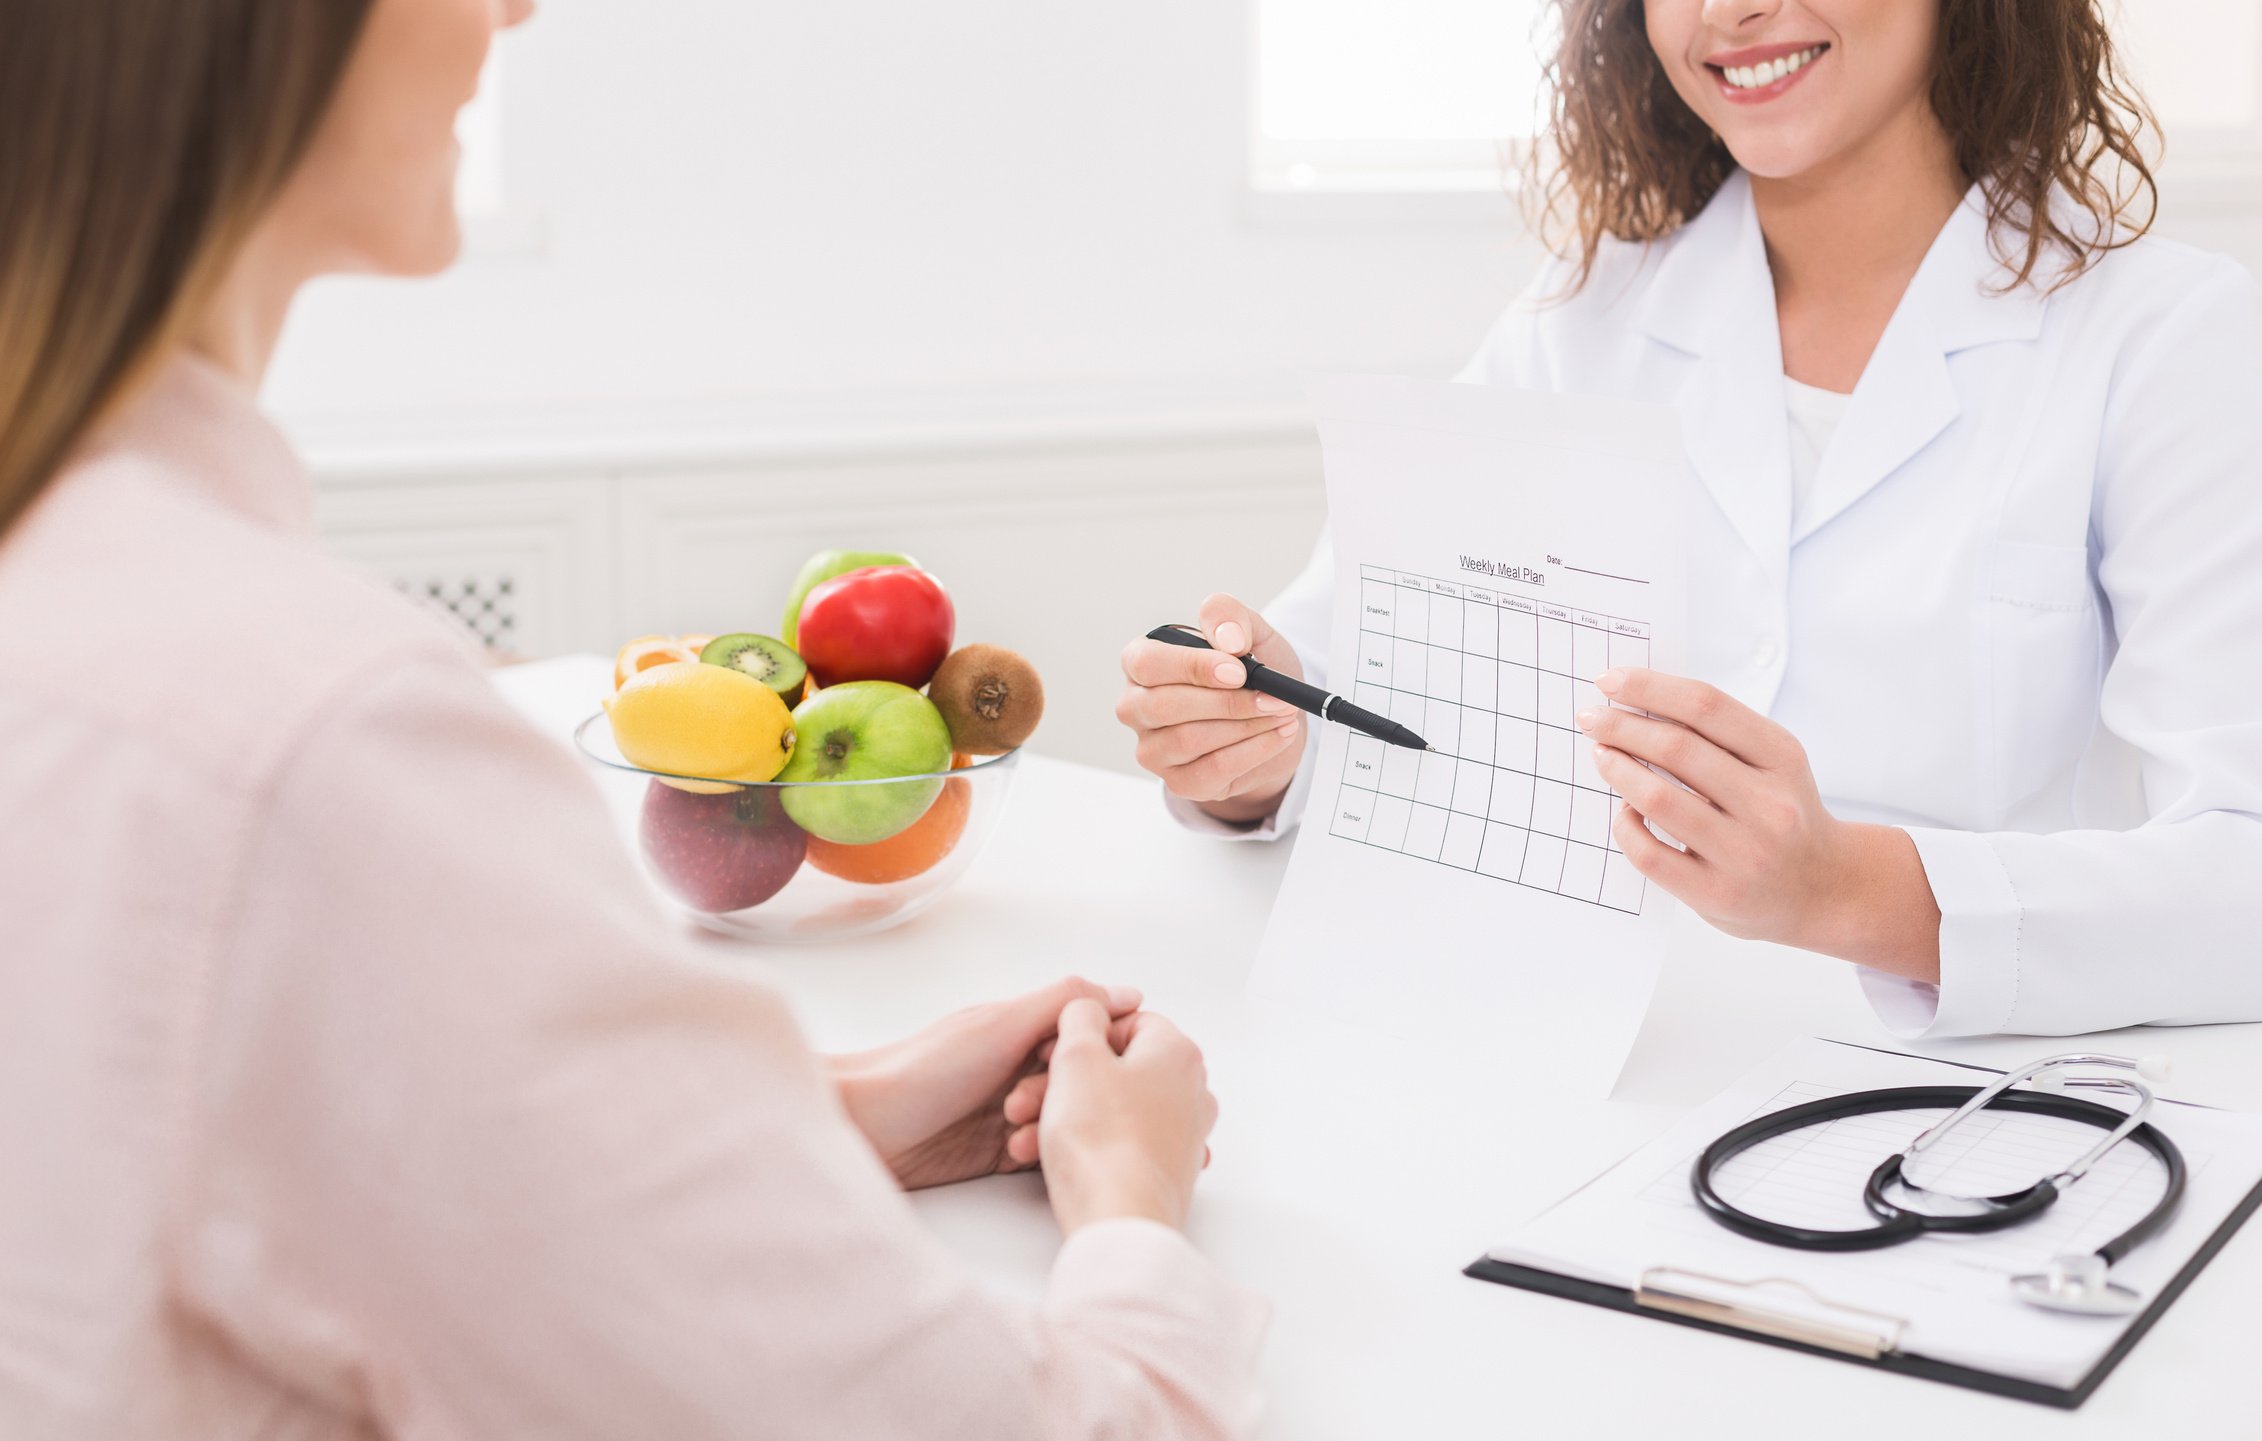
[{"x1": 829, "y1": 976, "x2": 1217, "y2": 1234}]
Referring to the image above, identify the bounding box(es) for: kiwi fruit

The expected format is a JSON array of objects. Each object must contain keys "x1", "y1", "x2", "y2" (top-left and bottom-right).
[
  {"x1": 929, "y1": 644, "x2": 1043, "y2": 754},
  {"x1": 700, "y1": 633, "x2": 808, "y2": 699}
]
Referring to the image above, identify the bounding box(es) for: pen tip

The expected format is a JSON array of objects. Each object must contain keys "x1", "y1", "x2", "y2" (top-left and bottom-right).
[{"x1": 1425, "y1": 744, "x2": 1442, "y2": 753}]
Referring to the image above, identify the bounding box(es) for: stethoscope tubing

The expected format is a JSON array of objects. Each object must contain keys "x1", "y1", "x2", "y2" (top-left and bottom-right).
[{"x1": 1692, "y1": 1084, "x2": 2186, "y2": 1261}]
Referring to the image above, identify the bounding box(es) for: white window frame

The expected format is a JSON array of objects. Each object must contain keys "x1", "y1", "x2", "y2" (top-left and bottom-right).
[{"x1": 1250, "y1": 136, "x2": 1513, "y2": 196}]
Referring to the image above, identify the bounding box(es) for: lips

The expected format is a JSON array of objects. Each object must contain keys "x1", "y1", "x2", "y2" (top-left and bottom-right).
[{"x1": 1703, "y1": 42, "x2": 1828, "y2": 99}]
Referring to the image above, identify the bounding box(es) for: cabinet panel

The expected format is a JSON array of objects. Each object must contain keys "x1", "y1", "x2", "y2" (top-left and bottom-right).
[{"x1": 313, "y1": 475, "x2": 615, "y2": 657}]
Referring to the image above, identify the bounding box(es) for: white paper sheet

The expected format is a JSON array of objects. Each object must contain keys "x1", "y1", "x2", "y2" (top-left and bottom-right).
[
  {"x1": 1488, "y1": 1038, "x2": 2262, "y2": 1389},
  {"x1": 1250, "y1": 375, "x2": 1689, "y2": 1094}
]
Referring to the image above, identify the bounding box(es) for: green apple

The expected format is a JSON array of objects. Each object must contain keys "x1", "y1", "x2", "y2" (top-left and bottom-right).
[
  {"x1": 777, "y1": 681, "x2": 953, "y2": 844},
  {"x1": 781, "y1": 548, "x2": 916, "y2": 649}
]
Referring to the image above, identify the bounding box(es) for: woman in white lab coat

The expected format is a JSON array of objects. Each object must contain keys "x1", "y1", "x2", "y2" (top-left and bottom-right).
[{"x1": 1119, "y1": 0, "x2": 2262, "y2": 1040}]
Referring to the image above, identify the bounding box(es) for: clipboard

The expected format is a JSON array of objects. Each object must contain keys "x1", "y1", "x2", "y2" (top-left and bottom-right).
[{"x1": 1465, "y1": 1131, "x2": 2262, "y2": 1408}]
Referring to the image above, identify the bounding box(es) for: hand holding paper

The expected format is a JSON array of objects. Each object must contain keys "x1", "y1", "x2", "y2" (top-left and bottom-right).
[{"x1": 1575, "y1": 666, "x2": 1942, "y2": 982}]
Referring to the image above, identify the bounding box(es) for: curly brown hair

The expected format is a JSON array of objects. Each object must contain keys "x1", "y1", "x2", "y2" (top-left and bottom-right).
[{"x1": 1521, "y1": 0, "x2": 2160, "y2": 294}]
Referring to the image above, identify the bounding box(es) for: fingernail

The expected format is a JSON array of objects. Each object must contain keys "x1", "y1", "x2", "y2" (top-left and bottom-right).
[
  {"x1": 1214, "y1": 621, "x2": 1247, "y2": 654},
  {"x1": 1575, "y1": 707, "x2": 1602, "y2": 731},
  {"x1": 1592, "y1": 743, "x2": 1611, "y2": 764},
  {"x1": 1106, "y1": 983, "x2": 1141, "y2": 1011},
  {"x1": 1253, "y1": 693, "x2": 1289, "y2": 714},
  {"x1": 1595, "y1": 669, "x2": 1625, "y2": 695},
  {"x1": 1213, "y1": 659, "x2": 1245, "y2": 686}
]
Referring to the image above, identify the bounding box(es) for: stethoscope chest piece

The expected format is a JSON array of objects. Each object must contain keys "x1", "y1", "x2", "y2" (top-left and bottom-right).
[{"x1": 2010, "y1": 1253, "x2": 2147, "y2": 1317}]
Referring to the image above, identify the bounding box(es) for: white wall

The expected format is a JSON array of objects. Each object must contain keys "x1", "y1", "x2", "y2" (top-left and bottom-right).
[
  {"x1": 274, "y1": 0, "x2": 2262, "y2": 776},
  {"x1": 270, "y1": 0, "x2": 1541, "y2": 426}
]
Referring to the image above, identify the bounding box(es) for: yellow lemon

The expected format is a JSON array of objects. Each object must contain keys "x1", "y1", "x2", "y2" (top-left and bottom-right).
[{"x1": 609, "y1": 663, "x2": 795, "y2": 792}]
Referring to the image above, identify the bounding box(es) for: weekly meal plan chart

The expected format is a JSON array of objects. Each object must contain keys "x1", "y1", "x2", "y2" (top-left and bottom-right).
[
  {"x1": 1252, "y1": 375, "x2": 1689, "y2": 1094},
  {"x1": 1339, "y1": 567, "x2": 1655, "y2": 912}
]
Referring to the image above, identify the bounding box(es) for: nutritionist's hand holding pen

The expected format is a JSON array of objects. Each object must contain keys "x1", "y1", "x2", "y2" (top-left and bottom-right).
[
  {"x1": 1116, "y1": 595, "x2": 1314, "y2": 824},
  {"x1": 1117, "y1": 594, "x2": 1429, "y2": 826}
]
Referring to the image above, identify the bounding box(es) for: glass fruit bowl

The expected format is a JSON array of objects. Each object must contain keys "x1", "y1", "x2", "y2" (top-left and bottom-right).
[{"x1": 573, "y1": 712, "x2": 1018, "y2": 943}]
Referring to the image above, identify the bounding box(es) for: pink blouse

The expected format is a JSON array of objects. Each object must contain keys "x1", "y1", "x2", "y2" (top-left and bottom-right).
[{"x1": 0, "y1": 355, "x2": 1266, "y2": 1438}]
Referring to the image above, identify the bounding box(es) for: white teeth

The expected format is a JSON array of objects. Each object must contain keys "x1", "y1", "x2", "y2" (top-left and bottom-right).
[{"x1": 1720, "y1": 45, "x2": 1821, "y2": 90}]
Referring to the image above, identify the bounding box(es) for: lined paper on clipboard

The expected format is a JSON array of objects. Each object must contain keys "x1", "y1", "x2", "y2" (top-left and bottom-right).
[{"x1": 1479, "y1": 1038, "x2": 2262, "y2": 1394}]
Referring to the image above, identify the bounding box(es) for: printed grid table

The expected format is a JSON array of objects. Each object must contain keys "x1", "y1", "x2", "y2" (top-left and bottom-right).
[{"x1": 1329, "y1": 565, "x2": 1654, "y2": 913}]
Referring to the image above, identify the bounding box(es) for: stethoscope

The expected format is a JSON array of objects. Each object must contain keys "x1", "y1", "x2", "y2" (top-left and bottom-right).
[{"x1": 1691, "y1": 1054, "x2": 2183, "y2": 1317}]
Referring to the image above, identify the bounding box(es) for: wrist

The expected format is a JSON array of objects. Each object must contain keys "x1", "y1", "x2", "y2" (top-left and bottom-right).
[
  {"x1": 1802, "y1": 822, "x2": 1942, "y2": 982},
  {"x1": 1195, "y1": 784, "x2": 1288, "y2": 827},
  {"x1": 1055, "y1": 1157, "x2": 1190, "y2": 1234}
]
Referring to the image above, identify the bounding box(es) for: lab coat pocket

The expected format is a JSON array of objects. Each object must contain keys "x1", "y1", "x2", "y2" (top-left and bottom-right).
[{"x1": 1984, "y1": 540, "x2": 2104, "y2": 814}]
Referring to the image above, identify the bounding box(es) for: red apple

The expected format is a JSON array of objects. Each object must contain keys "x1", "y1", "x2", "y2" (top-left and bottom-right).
[
  {"x1": 795, "y1": 565, "x2": 955, "y2": 689},
  {"x1": 639, "y1": 780, "x2": 806, "y2": 912}
]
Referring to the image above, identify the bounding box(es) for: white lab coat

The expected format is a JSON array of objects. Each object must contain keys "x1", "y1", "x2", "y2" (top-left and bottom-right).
[{"x1": 1195, "y1": 170, "x2": 2262, "y2": 1040}]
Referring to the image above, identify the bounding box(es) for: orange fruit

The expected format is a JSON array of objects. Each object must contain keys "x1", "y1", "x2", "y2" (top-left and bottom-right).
[
  {"x1": 614, "y1": 635, "x2": 698, "y2": 691},
  {"x1": 678, "y1": 633, "x2": 717, "y2": 654},
  {"x1": 806, "y1": 776, "x2": 971, "y2": 884}
]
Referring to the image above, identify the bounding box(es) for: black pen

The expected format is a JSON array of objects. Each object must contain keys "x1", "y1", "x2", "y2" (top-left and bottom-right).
[{"x1": 1145, "y1": 624, "x2": 1435, "y2": 752}]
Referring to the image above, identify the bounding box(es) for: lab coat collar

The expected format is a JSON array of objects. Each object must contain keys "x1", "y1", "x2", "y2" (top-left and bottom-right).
[
  {"x1": 1638, "y1": 170, "x2": 2049, "y2": 560},
  {"x1": 1637, "y1": 172, "x2": 1795, "y2": 582}
]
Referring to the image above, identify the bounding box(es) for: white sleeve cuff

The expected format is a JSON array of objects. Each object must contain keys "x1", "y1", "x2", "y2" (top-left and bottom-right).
[
  {"x1": 1859, "y1": 827, "x2": 2025, "y2": 1038},
  {"x1": 1157, "y1": 723, "x2": 1322, "y2": 843}
]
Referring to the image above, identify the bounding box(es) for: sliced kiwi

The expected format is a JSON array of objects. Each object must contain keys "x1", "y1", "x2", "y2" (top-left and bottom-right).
[
  {"x1": 699, "y1": 633, "x2": 808, "y2": 698},
  {"x1": 929, "y1": 643, "x2": 1043, "y2": 755}
]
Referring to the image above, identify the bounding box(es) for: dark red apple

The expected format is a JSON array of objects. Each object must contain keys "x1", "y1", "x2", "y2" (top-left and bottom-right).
[
  {"x1": 795, "y1": 565, "x2": 955, "y2": 689},
  {"x1": 639, "y1": 780, "x2": 806, "y2": 912}
]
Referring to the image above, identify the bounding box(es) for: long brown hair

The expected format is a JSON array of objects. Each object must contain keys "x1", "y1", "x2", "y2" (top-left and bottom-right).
[
  {"x1": 0, "y1": 1, "x2": 375, "y2": 539},
  {"x1": 1522, "y1": 0, "x2": 2160, "y2": 293}
]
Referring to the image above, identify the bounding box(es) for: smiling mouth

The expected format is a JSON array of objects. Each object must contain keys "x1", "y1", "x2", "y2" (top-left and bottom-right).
[{"x1": 1705, "y1": 43, "x2": 1828, "y2": 97}]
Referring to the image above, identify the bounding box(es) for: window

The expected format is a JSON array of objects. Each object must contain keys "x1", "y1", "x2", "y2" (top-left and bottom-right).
[
  {"x1": 455, "y1": 50, "x2": 506, "y2": 218},
  {"x1": 1252, "y1": 0, "x2": 2262, "y2": 196},
  {"x1": 451, "y1": 49, "x2": 544, "y2": 253},
  {"x1": 2113, "y1": 0, "x2": 2262, "y2": 174},
  {"x1": 1252, "y1": 0, "x2": 1549, "y2": 192}
]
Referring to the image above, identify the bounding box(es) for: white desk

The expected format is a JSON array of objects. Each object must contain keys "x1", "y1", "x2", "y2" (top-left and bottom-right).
[{"x1": 505, "y1": 657, "x2": 2262, "y2": 1439}]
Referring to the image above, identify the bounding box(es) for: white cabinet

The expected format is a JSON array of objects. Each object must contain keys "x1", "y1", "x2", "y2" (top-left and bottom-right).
[{"x1": 312, "y1": 475, "x2": 616, "y2": 658}]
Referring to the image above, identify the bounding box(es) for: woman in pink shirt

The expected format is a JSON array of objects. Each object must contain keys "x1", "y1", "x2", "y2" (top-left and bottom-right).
[{"x1": 0, "y1": 2, "x2": 1264, "y2": 1436}]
